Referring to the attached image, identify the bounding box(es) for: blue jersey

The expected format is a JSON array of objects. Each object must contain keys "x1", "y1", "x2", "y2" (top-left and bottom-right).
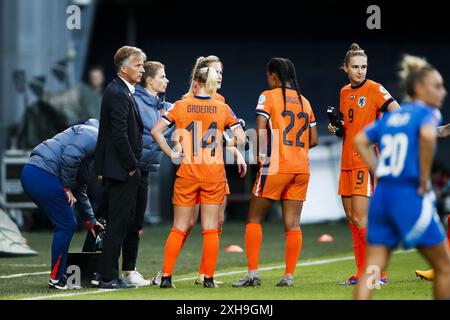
[{"x1": 365, "y1": 102, "x2": 437, "y2": 184}]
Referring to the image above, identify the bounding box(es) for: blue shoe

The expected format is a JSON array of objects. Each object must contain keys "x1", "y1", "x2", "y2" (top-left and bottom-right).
[
  {"x1": 378, "y1": 277, "x2": 388, "y2": 285},
  {"x1": 339, "y1": 275, "x2": 358, "y2": 286}
]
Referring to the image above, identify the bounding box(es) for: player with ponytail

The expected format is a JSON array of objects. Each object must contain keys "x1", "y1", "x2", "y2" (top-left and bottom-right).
[
  {"x1": 395, "y1": 54, "x2": 449, "y2": 282},
  {"x1": 151, "y1": 64, "x2": 245, "y2": 288},
  {"x1": 233, "y1": 57, "x2": 318, "y2": 287},
  {"x1": 328, "y1": 43, "x2": 400, "y2": 286}
]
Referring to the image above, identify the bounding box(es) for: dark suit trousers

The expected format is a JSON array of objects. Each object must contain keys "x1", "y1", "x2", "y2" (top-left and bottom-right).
[
  {"x1": 121, "y1": 170, "x2": 149, "y2": 271},
  {"x1": 82, "y1": 179, "x2": 106, "y2": 252},
  {"x1": 98, "y1": 171, "x2": 140, "y2": 280}
]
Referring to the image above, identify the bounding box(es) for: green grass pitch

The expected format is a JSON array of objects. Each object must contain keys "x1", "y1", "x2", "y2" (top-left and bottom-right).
[{"x1": 0, "y1": 221, "x2": 434, "y2": 300}]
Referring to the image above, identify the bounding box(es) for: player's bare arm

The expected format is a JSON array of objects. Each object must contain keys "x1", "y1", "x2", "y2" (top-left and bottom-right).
[
  {"x1": 151, "y1": 119, "x2": 183, "y2": 162},
  {"x1": 354, "y1": 132, "x2": 377, "y2": 174},
  {"x1": 310, "y1": 125, "x2": 319, "y2": 148},
  {"x1": 386, "y1": 100, "x2": 401, "y2": 111},
  {"x1": 256, "y1": 114, "x2": 268, "y2": 166},
  {"x1": 418, "y1": 124, "x2": 437, "y2": 194}
]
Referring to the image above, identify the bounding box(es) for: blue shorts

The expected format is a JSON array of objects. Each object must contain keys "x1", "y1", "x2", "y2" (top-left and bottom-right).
[{"x1": 368, "y1": 181, "x2": 445, "y2": 250}]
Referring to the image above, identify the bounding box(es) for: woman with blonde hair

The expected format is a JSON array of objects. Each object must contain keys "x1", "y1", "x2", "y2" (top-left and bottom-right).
[
  {"x1": 151, "y1": 65, "x2": 245, "y2": 288},
  {"x1": 393, "y1": 54, "x2": 449, "y2": 282}
]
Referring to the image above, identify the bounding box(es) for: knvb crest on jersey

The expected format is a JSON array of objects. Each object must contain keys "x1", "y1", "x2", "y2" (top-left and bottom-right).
[{"x1": 358, "y1": 96, "x2": 367, "y2": 107}]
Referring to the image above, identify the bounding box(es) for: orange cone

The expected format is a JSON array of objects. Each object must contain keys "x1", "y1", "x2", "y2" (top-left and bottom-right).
[
  {"x1": 225, "y1": 244, "x2": 244, "y2": 253},
  {"x1": 318, "y1": 234, "x2": 334, "y2": 242}
]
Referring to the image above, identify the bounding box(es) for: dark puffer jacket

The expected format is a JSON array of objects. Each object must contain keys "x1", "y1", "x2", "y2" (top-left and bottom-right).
[{"x1": 28, "y1": 119, "x2": 99, "y2": 224}]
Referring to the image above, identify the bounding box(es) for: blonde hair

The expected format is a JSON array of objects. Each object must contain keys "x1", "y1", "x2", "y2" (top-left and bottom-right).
[
  {"x1": 342, "y1": 43, "x2": 367, "y2": 68},
  {"x1": 193, "y1": 67, "x2": 218, "y2": 96},
  {"x1": 399, "y1": 54, "x2": 435, "y2": 98},
  {"x1": 183, "y1": 55, "x2": 222, "y2": 98},
  {"x1": 114, "y1": 46, "x2": 147, "y2": 72}
]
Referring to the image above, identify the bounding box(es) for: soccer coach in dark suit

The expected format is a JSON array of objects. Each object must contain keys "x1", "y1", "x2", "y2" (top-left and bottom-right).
[{"x1": 94, "y1": 46, "x2": 146, "y2": 289}]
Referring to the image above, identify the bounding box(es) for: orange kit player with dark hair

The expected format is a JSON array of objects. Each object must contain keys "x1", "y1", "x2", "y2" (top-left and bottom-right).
[
  {"x1": 328, "y1": 43, "x2": 400, "y2": 286},
  {"x1": 233, "y1": 57, "x2": 318, "y2": 287},
  {"x1": 151, "y1": 66, "x2": 245, "y2": 288}
]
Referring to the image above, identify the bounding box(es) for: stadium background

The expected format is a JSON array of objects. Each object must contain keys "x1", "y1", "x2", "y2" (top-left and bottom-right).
[{"x1": 0, "y1": 0, "x2": 449, "y2": 228}]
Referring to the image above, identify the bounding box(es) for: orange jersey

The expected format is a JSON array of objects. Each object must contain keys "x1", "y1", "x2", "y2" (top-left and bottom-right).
[
  {"x1": 255, "y1": 88, "x2": 316, "y2": 175},
  {"x1": 340, "y1": 79, "x2": 395, "y2": 170},
  {"x1": 162, "y1": 95, "x2": 240, "y2": 183},
  {"x1": 184, "y1": 92, "x2": 225, "y2": 103}
]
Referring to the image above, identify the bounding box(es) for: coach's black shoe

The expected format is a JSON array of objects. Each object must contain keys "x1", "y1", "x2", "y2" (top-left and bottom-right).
[
  {"x1": 160, "y1": 275, "x2": 176, "y2": 288},
  {"x1": 48, "y1": 278, "x2": 68, "y2": 290},
  {"x1": 203, "y1": 277, "x2": 216, "y2": 288},
  {"x1": 98, "y1": 278, "x2": 136, "y2": 289},
  {"x1": 91, "y1": 272, "x2": 101, "y2": 287}
]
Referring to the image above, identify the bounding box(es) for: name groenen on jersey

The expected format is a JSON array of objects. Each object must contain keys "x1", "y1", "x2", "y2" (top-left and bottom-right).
[{"x1": 186, "y1": 105, "x2": 217, "y2": 114}]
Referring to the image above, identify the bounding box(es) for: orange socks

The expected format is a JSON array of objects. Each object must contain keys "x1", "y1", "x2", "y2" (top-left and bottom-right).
[
  {"x1": 199, "y1": 229, "x2": 222, "y2": 275},
  {"x1": 350, "y1": 224, "x2": 388, "y2": 280},
  {"x1": 162, "y1": 228, "x2": 187, "y2": 276},
  {"x1": 349, "y1": 223, "x2": 364, "y2": 278},
  {"x1": 180, "y1": 230, "x2": 191, "y2": 249},
  {"x1": 202, "y1": 229, "x2": 220, "y2": 278},
  {"x1": 285, "y1": 230, "x2": 302, "y2": 275},
  {"x1": 245, "y1": 223, "x2": 263, "y2": 271},
  {"x1": 357, "y1": 227, "x2": 367, "y2": 279},
  {"x1": 349, "y1": 223, "x2": 362, "y2": 274}
]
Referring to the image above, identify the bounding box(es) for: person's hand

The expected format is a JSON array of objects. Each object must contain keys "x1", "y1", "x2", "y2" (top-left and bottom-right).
[
  {"x1": 257, "y1": 154, "x2": 267, "y2": 167},
  {"x1": 128, "y1": 169, "x2": 137, "y2": 177},
  {"x1": 417, "y1": 178, "x2": 432, "y2": 195},
  {"x1": 171, "y1": 150, "x2": 184, "y2": 165},
  {"x1": 328, "y1": 122, "x2": 337, "y2": 135},
  {"x1": 64, "y1": 188, "x2": 77, "y2": 207},
  {"x1": 95, "y1": 219, "x2": 105, "y2": 231},
  {"x1": 237, "y1": 159, "x2": 247, "y2": 178},
  {"x1": 138, "y1": 228, "x2": 145, "y2": 237},
  {"x1": 85, "y1": 219, "x2": 105, "y2": 238},
  {"x1": 97, "y1": 175, "x2": 103, "y2": 180}
]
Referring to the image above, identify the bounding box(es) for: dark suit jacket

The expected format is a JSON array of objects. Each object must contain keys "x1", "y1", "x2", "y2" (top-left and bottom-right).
[{"x1": 94, "y1": 76, "x2": 144, "y2": 181}]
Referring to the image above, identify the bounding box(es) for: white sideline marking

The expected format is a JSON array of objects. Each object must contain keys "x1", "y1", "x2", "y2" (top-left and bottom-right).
[
  {"x1": 175, "y1": 255, "x2": 356, "y2": 282},
  {"x1": 1, "y1": 271, "x2": 50, "y2": 279},
  {"x1": 19, "y1": 249, "x2": 416, "y2": 300},
  {"x1": 0, "y1": 264, "x2": 47, "y2": 268},
  {"x1": 22, "y1": 289, "x2": 121, "y2": 300}
]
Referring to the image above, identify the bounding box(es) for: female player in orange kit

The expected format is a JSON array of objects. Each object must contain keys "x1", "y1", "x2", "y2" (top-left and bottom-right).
[
  {"x1": 150, "y1": 56, "x2": 247, "y2": 287},
  {"x1": 183, "y1": 56, "x2": 247, "y2": 286},
  {"x1": 328, "y1": 43, "x2": 400, "y2": 285},
  {"x1": 151, "y1": 66, "x2": 245, "y2": 288},
  {"x1": 233, "y1": 57, "x2": 318, "y2": 287}
]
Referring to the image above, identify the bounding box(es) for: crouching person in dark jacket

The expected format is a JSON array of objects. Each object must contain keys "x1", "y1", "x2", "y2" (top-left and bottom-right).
[
  {"x1": 117, "y1": 61, "x2": 173, "y2": 286},
  {"x1": 21, "y1": 119, "x2": 104, "y2": 290}
]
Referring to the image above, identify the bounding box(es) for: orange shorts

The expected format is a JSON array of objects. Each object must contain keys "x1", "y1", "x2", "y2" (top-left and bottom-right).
[
  {"x1": 338, "y1": 168, "x2": 374, "y2": 197},
  {"x1": 252, "y1": 172, "x2": 310, "y2": 201},
  {"x1": 195, "y1": 180, "x2": 229, "y2": 204},
  {"x1": 173, "y1": 177, "x2": 226, "y2": 206}
]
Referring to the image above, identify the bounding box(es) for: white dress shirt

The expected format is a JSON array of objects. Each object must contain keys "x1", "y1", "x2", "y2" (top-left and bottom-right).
[{"x1": 118, "y1": 75, "x2": 136, "y2": 94}]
